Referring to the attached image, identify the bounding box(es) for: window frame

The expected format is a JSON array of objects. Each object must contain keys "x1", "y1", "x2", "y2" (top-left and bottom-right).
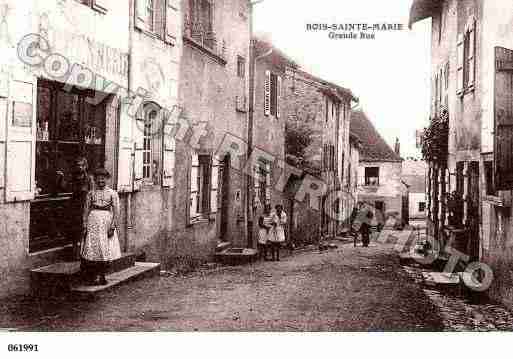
[
  {"x1": 418, "y1": 202, "x2": 426, "y2": 212},
  {"x1": 189, "y1": 153, "x2": 214, "y2": 223},
  {"x1": 364, "y1": 167, "x2": 380, "y2": 186},
  {"x1": 270, "y1": 73, "x2": 278, "y2": 117}
]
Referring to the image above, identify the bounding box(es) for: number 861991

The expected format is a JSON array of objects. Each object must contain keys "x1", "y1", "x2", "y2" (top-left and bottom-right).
[{"x1": 7, "y1": 344, "x2": 39, "y2": 352}]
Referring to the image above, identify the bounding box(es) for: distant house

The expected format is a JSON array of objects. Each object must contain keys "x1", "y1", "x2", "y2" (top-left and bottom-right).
[
  {"x1": 350, "y1": 110, "x2": 407, "y2": 226},
  {"x1": 402, "y1": 159, "x2": 427, "y2": 220}
]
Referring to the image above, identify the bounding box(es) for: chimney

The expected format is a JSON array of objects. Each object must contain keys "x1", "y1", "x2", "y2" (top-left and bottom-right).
[{"x1": 394, "y1": 137, "x2": 400, "y2": 156}]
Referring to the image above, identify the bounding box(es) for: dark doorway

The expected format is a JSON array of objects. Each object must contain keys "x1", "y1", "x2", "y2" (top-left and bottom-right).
[
  {"x1": 467, "y1": 161, "x2": 480, "y2": 261},
  {"x1": 219, "y1": 153, "x2": 231, "y2": 240}
]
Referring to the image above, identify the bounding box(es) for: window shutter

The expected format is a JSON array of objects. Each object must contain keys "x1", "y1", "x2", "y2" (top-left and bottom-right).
[
  {"x1": 190, "y1": 153, "x2": 199, "y2": 219},
  {"x1": 265, "y1": 162, "x2": 271, "y2": 204},
  {"x1": 117, "y1": 102, "x2": 134, "y2": 192},
  {"x1": 133, "y1": 117, "x2": 144, "y2": 191},
  {"x1": 468, "y1": 20, "x2": 476, "y2": 87},
  {"x1": 276, "y1": 75, "x2": 282, "y2": 119},
  {"x1": 457, "y1": 33, "x2": 464, "y2": 95},
  {"x1": 210, "y1": 156, "x2": 219, "y2": 214},
  {"x1": 162, "y1": 123, "x2": 175, "y2": 188},
  {"x1": 0, "y1": 98, "x2": 6, "y2": 192},
  {"x1": 494, "y1": 47, "x2": 513, "y2": 190},
  {"x1": 5, "y1": 79, "x2": 36, "y2": 202},
  {"x1": 264, "y1": 70, "x2": 271, "y2": 116},
  {"x1": 93, "y1": 0, "x2": 108, "y2": 13},
  {"x1": 135, "y1": 0, "x2": 148, "y2": 32},
  {"x1": 165, "y1": 0, "x2": 180, "y2": 45}
]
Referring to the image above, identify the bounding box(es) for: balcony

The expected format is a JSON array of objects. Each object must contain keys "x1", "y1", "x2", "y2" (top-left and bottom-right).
[{"x1": 183, "y1": 15, "x2": 227, "y2": 65}]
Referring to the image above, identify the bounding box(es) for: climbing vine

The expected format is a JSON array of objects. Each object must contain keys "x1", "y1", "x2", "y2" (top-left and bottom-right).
[{"x1": 421, "y1": 109, "x2": 449, "y2": 164}]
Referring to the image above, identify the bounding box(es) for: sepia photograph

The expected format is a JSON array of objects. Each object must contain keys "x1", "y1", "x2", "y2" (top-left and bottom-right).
[{"x1": 0, "y1": 0, "x2": 513, "y2": 356}]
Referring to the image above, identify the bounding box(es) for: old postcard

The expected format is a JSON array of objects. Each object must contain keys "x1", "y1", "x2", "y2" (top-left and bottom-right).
[{"x1": 0, "y1": 0, "x2": 512, "y2": 357}]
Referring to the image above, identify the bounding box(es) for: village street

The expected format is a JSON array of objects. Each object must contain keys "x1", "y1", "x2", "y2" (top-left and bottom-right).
[
  {"x1": 0, "y1": 236, "x2": 446, "y2": 332},
  {"x1": 4, "y1": 232, "x2": 513, "y2": 332}
]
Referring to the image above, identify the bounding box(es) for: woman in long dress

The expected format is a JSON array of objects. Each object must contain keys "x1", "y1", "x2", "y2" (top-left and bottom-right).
[
  {"x1": 270, "y1": 204, "x2": 287, "y2": 261},
  {"x1": 81, "y1": 168, "x2": 121, "y2": 285}
]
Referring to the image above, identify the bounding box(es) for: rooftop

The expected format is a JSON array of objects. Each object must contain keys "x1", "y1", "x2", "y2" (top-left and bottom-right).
[{"x1": 350, "y1": 110, "x2": 402, "y2": 163}]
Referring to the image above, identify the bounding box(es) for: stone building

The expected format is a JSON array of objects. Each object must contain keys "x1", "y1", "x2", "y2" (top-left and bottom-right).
[
  {"x1": 282, "y1": 68, "x2": 357, "y2": 242},
  {"x1": 174, "y1": 0, "x2": 251, "y2": 254},
  {"x1": 409, "y1": 0, "x2": 513, "y2": 306},
  {"x1": 350, "y1": 110, "x2": 407, "y2": 226},
  {"x1": 0, "y1": 0, "x2": 181, "y2": 298},
  {"x1": 249, "y1": 38, "x2": 297, "y2": 244}
]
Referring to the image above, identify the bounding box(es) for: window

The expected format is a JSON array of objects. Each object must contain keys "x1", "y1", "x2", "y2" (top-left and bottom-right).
[
  {"x1": 188, "y1": 0, "x2": 215, "y2": 49},
  {"x1": 135, "y1": 0, "x2": 168, "y2": 40},
  {"x1": 237, "y1": 56, "x2": 246, "y2": 78},
  {"x1": 35, "y1": 80, "x2": 106, "y2": 197},
  {"x1": 419, "y1": 202, "x2": 426, "y2": 212},
  {"x1": 137, "y1": 104, "x2": 163, "y2": 185},
  {"x1": 189, "y1": 153, "x2": 219, "y2": 222},
  {"x1": 364, "y1": 167, "x2": 379, "y2": 186},
  {"x1": 143, "y1": 109, "x2": 155, "y2": 180}
]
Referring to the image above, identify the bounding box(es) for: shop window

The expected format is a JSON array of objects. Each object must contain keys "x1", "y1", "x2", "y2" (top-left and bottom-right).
[
  {"x1": 35, "y1": 80, "x2": 106, "y2": 198},
  {"x1": 365, "y1": 167, "x2": 379, "y2": 186},
  {"x1": 31, "y1": 79, "x2": 107, "y2": 253}
]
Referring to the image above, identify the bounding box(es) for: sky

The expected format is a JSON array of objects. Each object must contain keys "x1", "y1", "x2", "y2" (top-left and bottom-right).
[{"x1": 253, "y1": 0, "x2": 432, "y2": 158}]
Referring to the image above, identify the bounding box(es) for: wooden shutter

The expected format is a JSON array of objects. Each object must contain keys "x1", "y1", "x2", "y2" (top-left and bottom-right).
[
  {"x1": 468, "y1": 19, "x2": 476, "y2": 88},
  {"x1": 117, "y1": 102, "x2": 134, "y2": 192},
  {"x1": 264, "y1": 70, "x2": 271, "y2": 116},
  {"x1": 162, "y1": 123, "x2": 175, "y2": 188},
  {"x1": 494, "y1": 47, "x2": 513, "y2": 190},
  {"x1": 93, "y1": 0, "x2": 108, "y2": 13},
  {"x1": 0, "y1": 98, "x2": 6, "y2": 193},
  {"x1": 276, "y1": 75, "x2": 282, "y2": 119},
  {"x1": 133, "y1": 116, "x2": 144, "y2": 191},
  {"x1": 154, "y1": 0, "x2": 166, "y2": 39},
  {"x1": 265, "y1": 162, "x2": 271, "y2": 204},
  {"x1": 5, "y1": 79, "x2": 36, "y2": 202},
  {"x1": 165, "y1": 0, "x2": 180, "y2": 45},
  {"x1": 190, "y1": 153, "x2": 199, "y2": 220},
  {"x1": 457, "y1": 33, "x2": 464, "y2": 96},
  {"x1": 210, "y1": 155, "x2": 219, "y2": 214},
  {"x1": 135, "y1": 0, "x2": 149, "y2": 31}
]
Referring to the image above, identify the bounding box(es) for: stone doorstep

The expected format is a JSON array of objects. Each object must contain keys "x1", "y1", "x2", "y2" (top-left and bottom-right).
[
  {"x1": 70, "y1": 262, "x2": 160, "y2": 295},
  {"x1": 30, "y1": 252, "x2": 136, "y2": 280}
]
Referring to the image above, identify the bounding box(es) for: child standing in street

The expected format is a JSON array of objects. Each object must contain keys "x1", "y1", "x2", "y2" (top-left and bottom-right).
[{"x1": 257, "y1": 216, "x2": 269, "y2": 260}]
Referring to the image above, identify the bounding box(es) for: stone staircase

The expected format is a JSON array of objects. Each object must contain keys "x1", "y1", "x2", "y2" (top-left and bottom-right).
[{"x1": 30, "y1": 253, "x2": 160, "y2": 298}]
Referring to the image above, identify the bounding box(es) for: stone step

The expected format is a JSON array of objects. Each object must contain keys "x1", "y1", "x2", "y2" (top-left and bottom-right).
[
  {"x1": 30, "y1": 253, "x2": 136, "y2": 296},
  {"x1": 70, "y1": 262, "x2": 160, "y2": 298}
]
